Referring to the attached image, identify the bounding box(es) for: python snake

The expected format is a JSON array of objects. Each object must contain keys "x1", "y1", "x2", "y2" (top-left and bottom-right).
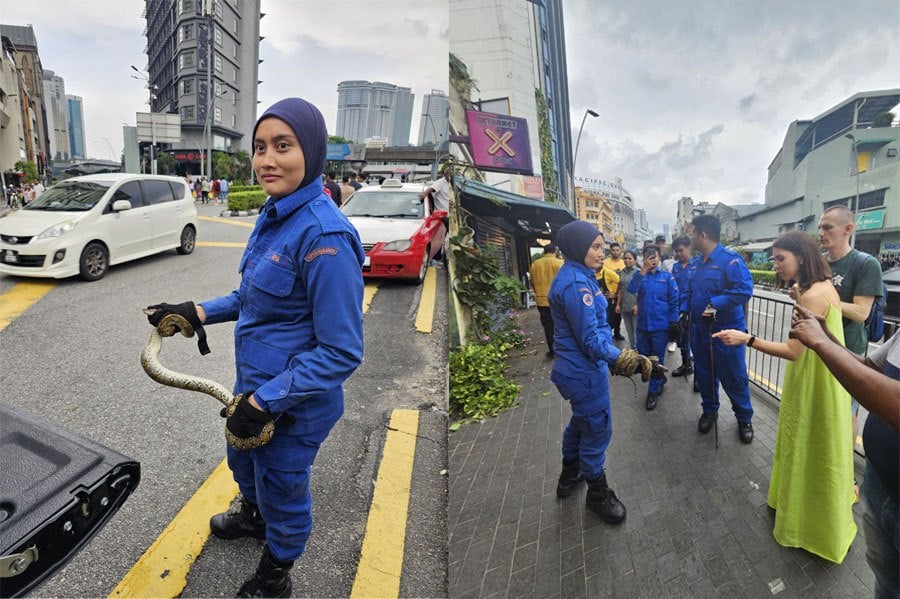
[{"x1": 140, "y1": 311, "x2": 275, "y2": 450}]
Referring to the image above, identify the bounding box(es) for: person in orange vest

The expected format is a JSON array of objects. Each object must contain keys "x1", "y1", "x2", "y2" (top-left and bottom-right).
[{"x1": 530, "y1": 244, "x2": 564, "y2": 356}]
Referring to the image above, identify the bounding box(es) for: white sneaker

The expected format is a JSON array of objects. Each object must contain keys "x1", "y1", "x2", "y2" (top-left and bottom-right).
[{"x1": 667, "y1": 342, "x2": 677, "y2": 353}]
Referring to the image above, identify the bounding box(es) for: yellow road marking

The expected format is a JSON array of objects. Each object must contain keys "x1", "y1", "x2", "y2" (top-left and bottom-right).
[
  {"x1": 109, "y1": 459, "x2": 238, "y2": 598},
  {"x1": 0, "y1": 281, "x2": 56, "y2": 332},
  {"x1": 195, "y1": 241, "x2": 247, "y2": 248},
  {"x1": 198, "y1": 215, "x2": 256, "y2": 228},
  {"x1": 363, "y1": 282, "x2": 379, "y2": 314},
  {"x1": 748, "y1": 369, "x2": 783, "y2": 395},
  {"x1": 414, "y1": 267, "x2": 436, "y2": 333},
  {"x1": 351, "y1": 409, "x2": 419, "y2": 599}
]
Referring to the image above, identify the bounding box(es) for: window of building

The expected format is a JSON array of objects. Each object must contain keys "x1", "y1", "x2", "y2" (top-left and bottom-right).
[
  {"x1": 232, "y1": 67, "x2": 237, "y2": 83},
  {"x1": 214, "y1": 55, "x2": 222, "y2": 72},
  {"x1": 887, "y1": 148, "x2": 897, "y2": 158},
  {"x1": 233, "y1": 17, "x2": 238, "y2": 33},
  {"x1": 181, "y1": 24, "x2": 193, "y2": 42},
  {"x1": 233, "y1": 42, "x2": 238, "y2": 58},
  {"x1": 214, "y1": 106, "x2": 222, "y2": 123},
  {"x1": 179, "y1": 79, "x2": 193, "y2": 95},
  {"x1": 181, "y1": 0, "x2": 194, "y2": 14},
  {"x1": 857, "y1": 188, "x2": 886, "y2": 211},
  {"x1": 214, "y1": 28, "x2": 222, "y2": 46},
  {"x1": 214, "y1": 0, "x2": 223, "y2": 17},
  {"x1": 179, "y1": 51, "x2": 194, "y2": 70},
  {"x1": 181, "y1": 105, "x2": 195, "y2": 121},
  {"x1": 231, "y1": 114, "x2": 237, "y2": 127}
]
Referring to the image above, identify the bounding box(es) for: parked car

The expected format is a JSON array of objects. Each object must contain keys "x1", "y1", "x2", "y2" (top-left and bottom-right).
[
  {"x1": 0, "y1": 174, "x2": 197, "y2": 281},
  {"x1": 882, "y1": 266, "x2": 900, "y2": 321},
  {"x1": 341, "y1": 179, "x2": 447, "y2": 284}
]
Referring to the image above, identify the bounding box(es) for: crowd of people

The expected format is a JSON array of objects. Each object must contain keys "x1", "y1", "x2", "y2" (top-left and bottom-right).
[
  {"x1": 185, "y1": 175, "x2": 230, "y2": 205},
  {"x1": 530, "y1": 208, "x2": 896, "y2": 592},
  {"x1": 880, "y1": 253, "x2": 900, "y2": 272},
  {"x1": 4, "y1": 181, "x2": 45, "y2": 209}
]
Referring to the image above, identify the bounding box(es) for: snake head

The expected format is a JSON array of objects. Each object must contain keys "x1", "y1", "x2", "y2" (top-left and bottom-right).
[{"x1": 145, "y1": 310, "x2": 196, "y2": 339}]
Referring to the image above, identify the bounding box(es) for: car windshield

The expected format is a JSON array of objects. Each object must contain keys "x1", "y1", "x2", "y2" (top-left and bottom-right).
[
  {"x1": 341, "y1": 191, "x2": 424, "y2": 218},
  {"x1": 24, "y1": 181, "x2": 113, "y2": 211}
]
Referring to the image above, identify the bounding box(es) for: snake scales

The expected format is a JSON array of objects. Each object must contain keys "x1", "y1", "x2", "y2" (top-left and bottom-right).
[{"x1": 140, "y1": 311, "x2": 275, "y2": 450}]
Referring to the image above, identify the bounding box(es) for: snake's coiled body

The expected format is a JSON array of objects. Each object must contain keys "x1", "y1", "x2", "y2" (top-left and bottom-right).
[{"x1": 140, "y1": 312, "x2": 275, "y2": 450}]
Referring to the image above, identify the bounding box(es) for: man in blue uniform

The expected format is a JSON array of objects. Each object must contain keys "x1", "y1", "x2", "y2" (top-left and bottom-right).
[
  {"x1": 627, "y1": 246, "x2": 679, "y2": 410},
  {"x1": 147, "y1": 98, "x2": 364, "y2": 597},
  {"x1": 670, "y1": 237, "x2": 697, "y2": 388},
  {"x1": 549, "y1": 220, "x2": 663, "y2": 523},
  {"x1": 684, "y1": 215, "x2": 755, "y2": 443}
]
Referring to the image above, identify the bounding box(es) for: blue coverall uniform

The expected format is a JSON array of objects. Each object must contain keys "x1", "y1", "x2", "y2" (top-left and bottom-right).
[
  {"x1": 549, "y1": 260, "x2": 622, "y2": 480},
  {"x1": 627, "y1": 269, "x2": 679, "y2": 394},
  {"x1": 671, "y1": 258, "x2": 697, "y2": 365},
  {"x1": 201, "y1": 178, "x2": 364, "y2": 562},
  {"x1": 682, "y1": 244, "x2": 754, "y2": 422}
]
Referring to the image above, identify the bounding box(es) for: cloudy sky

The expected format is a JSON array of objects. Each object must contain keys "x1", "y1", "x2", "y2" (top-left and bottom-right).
[
  {"x1": 3, "y1": 0, "x2": 448, "y2": 160},
  {"x1": 564, "y1": 0, "x2": 900, "y2": 231}
]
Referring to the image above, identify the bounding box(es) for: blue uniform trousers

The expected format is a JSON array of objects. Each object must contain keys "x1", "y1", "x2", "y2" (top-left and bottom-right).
[
  {"x1": 678, "y1": 317, "x2": 692, "y2": 364},
  {"x1": 637, "y1": 329, "x2": 668, "y2": 393},
  {"x1": 551, "y1": 370, "x2": 612, "y2": 480},
  {"x1": 226, "y1": 426, "x2": 332, "y2": 562},
  {"x1": 690, "y1": 322, "x2": 753, "y2": 423}
]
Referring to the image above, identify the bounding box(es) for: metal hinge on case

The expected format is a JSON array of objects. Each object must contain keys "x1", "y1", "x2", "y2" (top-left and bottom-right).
[{"x1": 0, "y1": 546, "x2": 39, "y2": 578}]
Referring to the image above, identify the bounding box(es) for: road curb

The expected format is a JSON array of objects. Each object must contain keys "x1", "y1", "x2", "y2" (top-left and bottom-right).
[{"x1": 217, "y1": 208, "x2": 259, "y2": 217}]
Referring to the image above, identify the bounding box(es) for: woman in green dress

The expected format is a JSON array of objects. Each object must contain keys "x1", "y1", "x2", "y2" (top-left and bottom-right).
[{"x1": 713, "y1": 231, "x2": 856, "y2": 563}]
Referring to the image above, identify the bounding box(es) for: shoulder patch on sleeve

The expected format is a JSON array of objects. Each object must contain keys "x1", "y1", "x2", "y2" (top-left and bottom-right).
[
  {"x1": 728, "y1": 258, "x2": 740, "y2": 266},
  {"x1": 582, "y1": 293, "x2": 594, "y2": 307},
  {"x1": 304, "y1": 246, "x2": 338, "y2": 262}
]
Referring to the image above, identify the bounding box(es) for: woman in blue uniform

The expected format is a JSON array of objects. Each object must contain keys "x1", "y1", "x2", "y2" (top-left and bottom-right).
[
  {"x1": 146, "y1": 98, "x2": 364, "y2": 597},
  {"x1": 549, "y1": 220, "x2": 662, "y2": 523}
]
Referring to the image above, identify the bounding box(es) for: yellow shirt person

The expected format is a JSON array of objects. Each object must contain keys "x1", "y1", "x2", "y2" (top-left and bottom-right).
[{"x1": 530, "y1": 248, "x2": 564, "y2": 307}]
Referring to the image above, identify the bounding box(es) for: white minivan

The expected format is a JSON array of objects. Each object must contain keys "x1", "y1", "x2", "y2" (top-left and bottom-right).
[{"x1": 0, "y1": 174, "x2": 198, "y2": 281}]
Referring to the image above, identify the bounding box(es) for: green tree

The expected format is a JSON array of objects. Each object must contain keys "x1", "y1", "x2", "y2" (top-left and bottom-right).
[
  {"x1": 872, "y1": 112, "x2": 895, "y2": 128},
  {"x1": 233, "y1": 150, "x2": 252, "y2": 182},
  {"x1": 156, "y1": 152, "x2": 176, "y2": 175},
  {"x1": 328, "y1": 135, "x2": 354, "y2": 144},
  {"x1": 213, "y1": 151, "x2": 235, "y2": 179},
  {"x1": 14, "y1": 160, "x2": 39, "y2": 183}
]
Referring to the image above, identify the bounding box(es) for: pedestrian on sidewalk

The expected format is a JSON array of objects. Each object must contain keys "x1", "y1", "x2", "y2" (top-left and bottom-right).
[
  {"x1": 627, "y1": 245, "x2": 679, "y2": 410},
  {"x1": 602, "y1": 242, "x2": 626, "y2": 341},
  {"x1": 529, "y1": 244, "x2": 564, "y2": 356},
  {"x1": 683, "y1": 214, "x2": 756, "y2": 443},
  {"x1": 615, "y1": 250, "x2": 639, "y2": 350},
  {"x1": 145, "y1": 97, "x2": 364, "y2": 598},
  {"x1": 670, "y1": 236, "x2": 697, "y2": 387},
  {"x1": 714, "y1": 231, "x2": 856, "y2": 563},
  {"x1": 548, "y1": 220, "x2": 663, "y2": 524}
]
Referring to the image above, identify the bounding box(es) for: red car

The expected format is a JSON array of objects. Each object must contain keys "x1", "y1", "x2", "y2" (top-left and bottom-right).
[{"x1": 341, "y1": 179, "x2": 447, "y2": 283}]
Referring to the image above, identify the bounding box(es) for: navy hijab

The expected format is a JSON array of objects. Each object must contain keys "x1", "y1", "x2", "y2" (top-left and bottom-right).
[
  {"x1": 556, "y1": 220, "x2": 601, "y2": 264},
  {"x1": 252, "y1": 97, "x2": 327, "y2": 191}
]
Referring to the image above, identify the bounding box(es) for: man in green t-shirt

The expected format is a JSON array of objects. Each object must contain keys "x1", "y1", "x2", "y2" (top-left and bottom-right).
[{"x1": 818, "y1": 205, "x2": 884, "y2": 445}]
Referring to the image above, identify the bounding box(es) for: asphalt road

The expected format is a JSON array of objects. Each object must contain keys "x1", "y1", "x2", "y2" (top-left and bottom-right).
[{"x1": 0, "y1": 204, "x2": 449, "y2": 597}]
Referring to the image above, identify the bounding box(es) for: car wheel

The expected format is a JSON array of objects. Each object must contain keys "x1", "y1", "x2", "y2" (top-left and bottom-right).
[
  {"x1": 413, "y1": 248, "x2": 429, "y2": 284},
  {"x1": 176, "y1": 225, "x2": 196, "y2": 255},
  {"x1": 79, "y1": 242, "x2": 109, "y2": 281}
]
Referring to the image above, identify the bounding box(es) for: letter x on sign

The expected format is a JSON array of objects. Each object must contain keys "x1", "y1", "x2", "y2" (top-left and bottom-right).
[{"x1": 485, "y1": 129, "x2": 516, "y2": 157}]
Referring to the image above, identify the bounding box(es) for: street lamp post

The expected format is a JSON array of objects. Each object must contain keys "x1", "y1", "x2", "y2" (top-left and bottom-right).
[
  {"x1": 572, "y1": 108, "x2": 599, "y2": 178},
  {"x1": 93, "y1": 138, "x2": 115, "y2": 162},
  {"x1": 131, "y1": 66, "x2": 158, "y2": 174},
  {"x1": 201, "y1": 89, "x2": 228, "y2": 180},
  {"x1": 422, "y1": 113, "x2": 444, "y2": 179},
  {"x1": 844, "y1": 132, "x2": 860, "y2": 249}
]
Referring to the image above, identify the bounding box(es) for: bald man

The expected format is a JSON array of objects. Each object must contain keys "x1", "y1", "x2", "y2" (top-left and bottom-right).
[{"x1": 817, "y1": 205, "x2": 884, "y2": 448}]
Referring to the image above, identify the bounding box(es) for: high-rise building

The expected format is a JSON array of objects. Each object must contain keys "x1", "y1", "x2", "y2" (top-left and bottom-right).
[
  {"x1": 142, "y1": 0, "x2": 261, "y2": 173},
  {"x1": 66, "y1": 95, "x2": 86, "y2": 159},
  {"x1": 575, "y1": 175, "x2": 636, "y2": 247},
  {"x1": 0, "y1": 38, "x2": 29, "y2": 175},
  {"x1": 529, "y1": 0, "x2": 573, "y2": 208},
  {"x1": 417, "y1": 90, "x2": 449, "y2": 146},
  {"x1": 336, "y1": 80, "x2": 414, "y2": 146},
  {"x1": 0, "y1": 24, "x2": 50, "y2": 172},
  {"x1": 42, "y1": 70, "x2": 70, "y2": 161}
]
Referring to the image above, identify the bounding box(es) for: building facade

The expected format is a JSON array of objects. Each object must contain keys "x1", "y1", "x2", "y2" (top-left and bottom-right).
[
  {"x1": 417, "y1": 89, "x2": 449, "y2": 146},
  {"x1": 634, "y1": 208, "x2": 652, "y2": 245},
  {"x1": 143, "y1": 0, "x2": 260, "y2": 173},
  {"x1": 336, "y1": 80, "x2": 414, "y2": 146},
  {"x1": 737, "y1": 90, "x2": 900, "y2": 256},
  {"x1": 529, "y1": 0, "x2": 573, "y2": 209},
  {"x1": 0, "y1": 38, "x2": 28, "y2": 180},
  {"x1": 574, "y1": 175, "x2": 636, "y2": 247},
  {"x1": 574, "y1": 186, "x2": 614, "y2": 241},
  {"x1": 42, "y1": 70, "x2": 70, "y2": 161},
  {"x1": 66, "y1": 95, "x2": 86, "y2": 159}
]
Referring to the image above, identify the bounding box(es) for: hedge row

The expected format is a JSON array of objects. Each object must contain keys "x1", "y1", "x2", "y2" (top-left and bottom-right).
[
  {"x1": 227, "y1": 190, "x2": 268, "y2": 211},
  {"x1": 750, "y1": 269, "x2": 777, "y2": 287},
  {"x1": 228, "y1": 184, "x2": 263, "y2": 193}
]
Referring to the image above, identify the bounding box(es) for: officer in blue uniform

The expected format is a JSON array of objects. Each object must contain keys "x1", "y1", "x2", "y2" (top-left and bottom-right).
[
  {"x1": 549, "y1": 220, "x2": 662, "y2": 524},
  {"x1": 146, "y1": 98, "x2": 364, "y2": 598},
  {"x1": 671, "y1": 236, "x2": 698, "y2": 388},
  {"x1": 627, "y1": 246, "x2": 679, "y2": 410},
  {"x1": 683, "y1": 215, "x2": 755, "y2": 443}
]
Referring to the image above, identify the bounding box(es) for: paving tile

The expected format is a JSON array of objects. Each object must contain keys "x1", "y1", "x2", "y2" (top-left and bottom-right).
[{"x1": 560, "y1": 566, "x2": 587, "y2": 599}]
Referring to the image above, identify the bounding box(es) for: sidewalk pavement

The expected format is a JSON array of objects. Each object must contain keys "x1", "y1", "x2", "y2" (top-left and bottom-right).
[{"x1": 449, "y1": 308, "x2": 873, "y2": 598}]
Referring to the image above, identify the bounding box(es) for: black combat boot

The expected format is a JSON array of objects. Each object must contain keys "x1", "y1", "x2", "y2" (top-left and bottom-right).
[
  {"x1": 210, "y1": 496, "x2": 266, "y2": 540},
  {"x1": 585, "y1": 472, "x2": 626, "y2": 524},
  {"x1": 672, "y1": 358, "x2": 693, "y2": 377},
  {"x1": 556, "y1": 458, "x2": 583, "y2": 498},
  {"x1": 237, "y1": 545, "x2": 293, "y2": 598}
]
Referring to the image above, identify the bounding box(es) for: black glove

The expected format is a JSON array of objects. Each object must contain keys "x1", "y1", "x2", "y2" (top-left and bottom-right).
[
  {"x1": 678, "y1": 312, "x2": 689, "y2": 328},
  {"x1": 668, "y1": 321, "x2": 681, "y2": 342},
  {"x1": 145, "y1": 301, "x2": 210, "y2": 355},
  {"x1": 225, "y1": 393, "x2": 275, "y2": 441}
]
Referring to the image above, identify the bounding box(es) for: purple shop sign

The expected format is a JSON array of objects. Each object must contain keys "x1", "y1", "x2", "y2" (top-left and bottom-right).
[{"x1": 465, "y1": 110, "x2": 533, "y2": 175}]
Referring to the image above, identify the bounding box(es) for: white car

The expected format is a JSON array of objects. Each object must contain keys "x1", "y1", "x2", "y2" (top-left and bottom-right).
[{"x1": 0, "y1": 174, "x2": 197, "y2": 281}]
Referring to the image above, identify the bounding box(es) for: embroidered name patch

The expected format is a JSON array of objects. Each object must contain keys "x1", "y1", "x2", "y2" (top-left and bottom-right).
[{"x1": 304, "y1": 247, "x2": 338, "y2": 262}]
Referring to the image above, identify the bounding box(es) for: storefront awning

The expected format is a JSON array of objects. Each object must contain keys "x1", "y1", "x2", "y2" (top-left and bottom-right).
[
  {"x1": 740, "y1": 241, "x2": 774, "y2": 253},
  {"x1": 454, "y1": 176, "x2": 576, "y2": 238}
]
